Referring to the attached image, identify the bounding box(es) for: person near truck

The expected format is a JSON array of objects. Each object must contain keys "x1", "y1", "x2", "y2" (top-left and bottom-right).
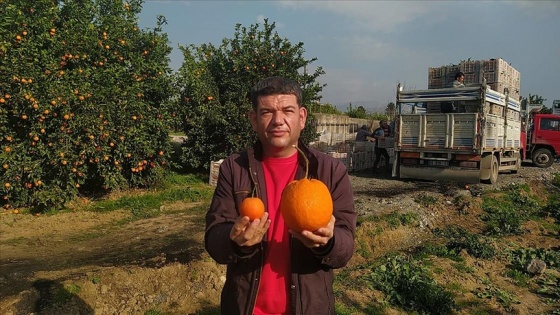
[
  {"x1": 373, "y1": 120, "x2": 391, "y2": 171},
  {"x1": 355, "y1": 124, "x2": 371, "y2": 141},
  {"x1": 452, "y1": 71, "x2": 465, "y2": 88},
  {"x1": 205, "y1": 76, "x2": 357, "y2": 315}
]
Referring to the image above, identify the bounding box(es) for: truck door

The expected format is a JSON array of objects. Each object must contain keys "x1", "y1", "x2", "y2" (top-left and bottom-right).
[{"x1": 537, "y1": 117, "x2": 560, "y2": 151}]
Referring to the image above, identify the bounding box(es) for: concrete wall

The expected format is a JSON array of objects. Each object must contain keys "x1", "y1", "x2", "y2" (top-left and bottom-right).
[{"x1": 313, "y1": 113, "x2": 379, "y2": 146}]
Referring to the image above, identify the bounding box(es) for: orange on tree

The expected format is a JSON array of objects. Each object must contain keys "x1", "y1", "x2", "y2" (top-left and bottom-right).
[{"x1": 279, "y1": 145, "x2": 333, "y2": 232}]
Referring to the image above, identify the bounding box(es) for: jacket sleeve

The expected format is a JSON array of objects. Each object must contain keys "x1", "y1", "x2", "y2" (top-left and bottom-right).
[
  {"x1": 318, "y1": 159, "x2": 357, "y2": 269},
  {"x1": 204, "y1": 156, "x2": 259, "y2": 264}
]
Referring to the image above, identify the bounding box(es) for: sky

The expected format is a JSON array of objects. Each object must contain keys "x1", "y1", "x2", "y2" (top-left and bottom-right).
[{"x1": 139, "y1": 0, "x2": 560, "y2": 112}]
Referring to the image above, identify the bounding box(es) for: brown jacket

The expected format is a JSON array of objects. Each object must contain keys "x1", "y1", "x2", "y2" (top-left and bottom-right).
[{"x1": 205, "y1": 140, "x2": 356, "y2": 315}]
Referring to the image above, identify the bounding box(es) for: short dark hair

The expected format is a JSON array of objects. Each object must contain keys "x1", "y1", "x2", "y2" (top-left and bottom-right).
[
  {"x1": 250, "y1": 76, "x2": 302, "y2": 110},
  {"x1": 455, "y1": 71, "x2": 464, "y2": 80}
]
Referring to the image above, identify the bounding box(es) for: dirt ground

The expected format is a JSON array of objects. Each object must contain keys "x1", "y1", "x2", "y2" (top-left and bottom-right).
[{"x1": 0, "y1": 162, "x2": 559, "y2": 315}]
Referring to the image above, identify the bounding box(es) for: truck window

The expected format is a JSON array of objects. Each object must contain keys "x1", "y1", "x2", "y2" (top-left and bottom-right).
[{"x1": 540, "y1": 118, "x2": 560, "y2": 131}]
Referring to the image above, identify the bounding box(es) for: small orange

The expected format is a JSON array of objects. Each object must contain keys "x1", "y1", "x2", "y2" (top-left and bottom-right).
[{"x1": 239, "y1": 197, "x2": 265, "y2": 221}]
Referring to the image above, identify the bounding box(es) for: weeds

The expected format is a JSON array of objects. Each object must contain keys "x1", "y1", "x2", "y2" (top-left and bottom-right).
[
  {"x1": 542, "y1": 193, "x2": 560, "y2": 223},
  {"x1": 53, "y1": 283, "x2": 81, "y2": 304},
  {"x1": 386, "y1": 211, "x2": 419, "y2": 229},
  {"x1": 415, "y1": 193, "x2": 439, "y2": 207},
  {"x1": 536, "y1": 273, "x2": 560, "y2": 301},
  {"x1": 507, "y1": 247, "x2": 560, "y2": 272},
  {"x1": 481, "y1": 184, "x2": 541, "y2": 236},
  {"x1": 504, "y1": 269, "x2": 530, "y2": 287},
  {"x1": 434, "y1": 226, "x2": 496, "y2": 259},
  {"x1": 475, "y1": 284, "x2": 520, "y2": 308},
  {"x1": 366, "y1": 255, "x2": 456, "y2": 314},
  {"x1": 552, "y1": 172, "x2": 560, "y2": 188}
]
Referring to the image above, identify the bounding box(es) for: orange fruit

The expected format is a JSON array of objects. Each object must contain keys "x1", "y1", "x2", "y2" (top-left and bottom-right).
[
  {"x1": 279, "y1": 145, "x2": 333, "y2": 232},
  {"x1": 239, "y1": 197, "x2": 265, "y2": 221},
  {"x1": 280, "y1": 178, "x2": 333, "y2": 232}
]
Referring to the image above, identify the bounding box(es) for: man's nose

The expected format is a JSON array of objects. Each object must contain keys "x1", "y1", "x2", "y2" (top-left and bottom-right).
[{"x1": 272, "y1": 111, "x2": 285, "y2": 125}]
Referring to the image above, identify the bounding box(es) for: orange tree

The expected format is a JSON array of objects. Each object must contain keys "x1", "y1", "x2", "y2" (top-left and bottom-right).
[
  {"x1": 174, "y1": 19, "x2": 324, "y2": 170},
  {"x1": 0, "y1": 0, "x2": 174, "y2": 210}
]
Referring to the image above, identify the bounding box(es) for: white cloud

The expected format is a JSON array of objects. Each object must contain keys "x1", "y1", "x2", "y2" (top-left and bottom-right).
[
  {"x1": 336, "y1": 35, "x2": 396, "y2": 61},
  {"x1": 276, "y1": 1, "x2": 444, "y2": 32},
  {"x1": 508, "y1": 0, "x2": 560, "y2": 13}
]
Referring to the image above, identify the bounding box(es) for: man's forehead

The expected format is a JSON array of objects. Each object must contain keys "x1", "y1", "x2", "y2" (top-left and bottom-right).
[{"x1": 257, "y1": 94, "x2": 298, "y2": 107}]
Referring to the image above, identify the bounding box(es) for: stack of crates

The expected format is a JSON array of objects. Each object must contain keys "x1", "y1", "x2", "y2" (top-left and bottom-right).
[
  {"x1": 351, "y1": 141, "x2": 375, "y2": 171},
  {"x1": 208, "y1": 159, "x2": 224, "y2": 186},
  {"x1": 428, "y1": 58, "x2": 521, "y2": 101}
]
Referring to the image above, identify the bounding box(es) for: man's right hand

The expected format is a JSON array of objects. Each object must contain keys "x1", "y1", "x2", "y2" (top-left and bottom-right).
[{"x1": 230, "y1": 212, "x2": 270, "y2": 247}]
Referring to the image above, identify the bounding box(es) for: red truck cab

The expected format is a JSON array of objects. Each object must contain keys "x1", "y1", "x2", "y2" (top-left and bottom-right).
[{"x1": 521, "y1": 113, "x2": 560, "y2": 167}]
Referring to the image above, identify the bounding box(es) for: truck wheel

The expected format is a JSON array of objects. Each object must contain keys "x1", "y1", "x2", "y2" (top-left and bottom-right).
[
  {"x1": 511, "y1": 156, "x2": 521, "y2": 174},
  {"x1": 532, "y1": 148, "x2": 554, "y2": 168},
  {"x1": 482, "y1": 155, "x2": 499, "y2": 185}
]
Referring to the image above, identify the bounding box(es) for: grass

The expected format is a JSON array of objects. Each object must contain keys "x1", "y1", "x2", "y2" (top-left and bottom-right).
[
  {"x1": 363, "y1": 255, "x2": 456, "y2": 314},
  {"x1": 481, "y1": 184, "x2": 542, "y2": 236},
  {"x1": 415, "y1": 193, "x2": 439, "y2": 207},
  {"x1": 53, "y1": 283, "x2": 81, "y2": 305},
  {"x1": 9, "y1": 167, "x2": 559, "y2": 314},
  {"x1": 79, "y1": 173, "x2": 214, "y2": 220}
]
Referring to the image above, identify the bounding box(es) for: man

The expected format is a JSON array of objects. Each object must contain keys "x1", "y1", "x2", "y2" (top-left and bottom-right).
[
  {"x1": 205, "y1": 76, "x2": 356, "y2": 315},
  {"x1": 373, "y1": 120, "x2": 391, "y2": 171},
  {"x1": 452, "y1": 71, "x2": 465, "y2": 88},
  {"x1": 355, "y1": 124, "x2": 370, "y2": 142}
]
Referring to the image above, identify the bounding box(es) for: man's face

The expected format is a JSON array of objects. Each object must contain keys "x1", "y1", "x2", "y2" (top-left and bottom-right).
[
  {"x1": 249, "y1": 94, "x2": 307, "y2": 157},
  {"x1": 459, "y1": 75, "x2": 465, "y2": 83}
]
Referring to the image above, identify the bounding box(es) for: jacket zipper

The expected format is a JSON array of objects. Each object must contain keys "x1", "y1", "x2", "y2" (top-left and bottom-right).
[{"x1": 247, "y1": 165, "x2": 264, "y2": 315}]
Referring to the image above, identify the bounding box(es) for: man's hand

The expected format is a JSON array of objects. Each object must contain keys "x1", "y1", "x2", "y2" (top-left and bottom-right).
[
  {"x1": 230, "y1": 212, "x2": 270, "y2": 247},
  {"x1": 290, "y1": 215, "x2": 335, "y2": 248}
]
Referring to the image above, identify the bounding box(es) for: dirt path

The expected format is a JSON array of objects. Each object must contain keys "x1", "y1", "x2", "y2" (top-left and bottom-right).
[{"x1": 0, "y1": 163, "x2": 558, "y2": 314}]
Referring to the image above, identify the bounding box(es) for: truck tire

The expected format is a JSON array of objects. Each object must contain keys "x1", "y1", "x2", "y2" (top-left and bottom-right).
[
  {"x1": 511, "y1": 156, "x2": 521, "y2": 174},
  {"x1": 482, "y1": 155, "x2": 499, "y2": 185},
  {"x1": 532, "y1": 148, "x2": 554, "y2": 168}
]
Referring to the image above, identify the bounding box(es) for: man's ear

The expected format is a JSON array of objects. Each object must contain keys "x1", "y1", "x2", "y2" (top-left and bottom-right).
[
  {"x1": 249, "y1": 109, "x2": 257, "y2": 132},
  {"x1": 299, "y1": 106, "x2": 307, "y2": 129}
]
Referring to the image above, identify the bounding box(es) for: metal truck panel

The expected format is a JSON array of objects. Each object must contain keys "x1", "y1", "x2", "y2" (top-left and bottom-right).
[{"x1": 398, "y1": 113, "x2": 478, "y2": 150}]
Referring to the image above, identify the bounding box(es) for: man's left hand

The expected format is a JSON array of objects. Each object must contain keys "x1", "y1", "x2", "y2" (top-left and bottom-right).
[{"x1": 290, "y1": 215, "x2": 335, "y2": 248}]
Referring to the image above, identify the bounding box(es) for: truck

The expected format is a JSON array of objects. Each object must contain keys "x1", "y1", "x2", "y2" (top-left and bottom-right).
[
  {"x1": 554, "y1": 100, "x2": 560, "y2": 116},
  {"x1": 521, "y1": 110, "x2": 560, "y2": 168},
  {"x1": 392, "y1": 83, "x2": 522, "y2": 184}
]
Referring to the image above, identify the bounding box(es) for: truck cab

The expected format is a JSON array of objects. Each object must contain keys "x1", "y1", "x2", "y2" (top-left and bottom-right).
[{"x1": 523, "y1": 113, "x2": 560, "y2": 167}]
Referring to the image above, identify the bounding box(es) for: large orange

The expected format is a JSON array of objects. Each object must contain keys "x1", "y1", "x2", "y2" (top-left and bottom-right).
[
  {"x1": 279, "y1": 145, "x2": 333, "y2": 232},
  {"x1": 280, "y1": 178, "x2": 333, "y2": 232},
  {"x1": 240, "y1": 197, "x2": 265, "y2": 221}
]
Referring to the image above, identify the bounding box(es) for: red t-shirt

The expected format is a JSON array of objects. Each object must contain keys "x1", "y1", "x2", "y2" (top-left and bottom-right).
[{"x1": 253, "y1": 152, "x2": 298, "y2": 315}]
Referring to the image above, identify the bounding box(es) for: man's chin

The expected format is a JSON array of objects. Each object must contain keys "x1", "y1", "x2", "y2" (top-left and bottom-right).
[{"x1": 265, "y1": 138, "x2": 296, "y2": 150}]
